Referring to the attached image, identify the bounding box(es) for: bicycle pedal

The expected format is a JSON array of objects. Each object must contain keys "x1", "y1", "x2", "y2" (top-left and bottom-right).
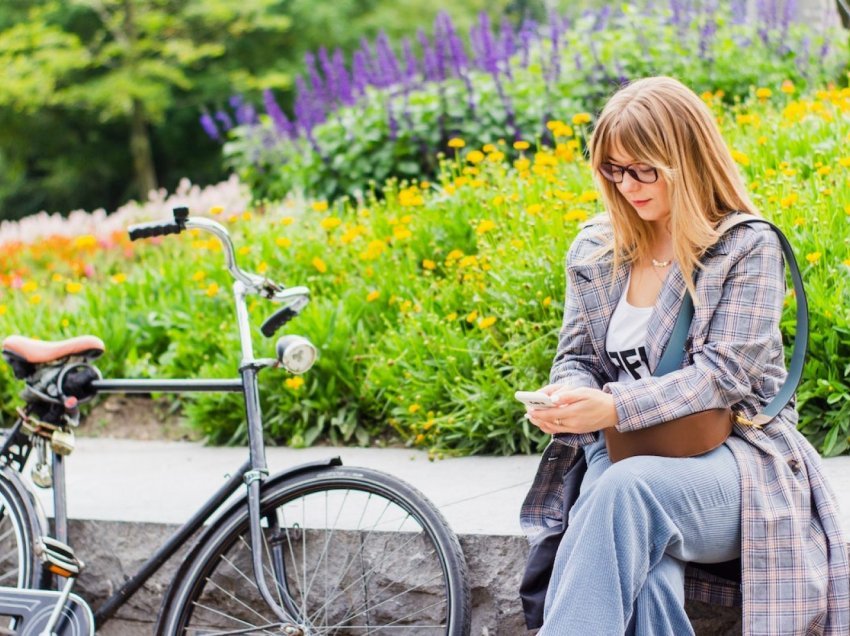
[{"x1": 37, "y1": 536, "x2": 85, "y2": 577}]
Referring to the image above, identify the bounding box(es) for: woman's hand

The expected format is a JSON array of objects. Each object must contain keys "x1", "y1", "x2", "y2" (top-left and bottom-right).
[{"x1": 526, "y1": 387, "x2": 618, "y2": 435}]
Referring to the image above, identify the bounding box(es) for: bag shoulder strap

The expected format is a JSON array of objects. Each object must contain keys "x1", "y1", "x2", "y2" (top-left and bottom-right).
[{"x1": 654, "y1": 214, "x2": 808, "y2": 427}]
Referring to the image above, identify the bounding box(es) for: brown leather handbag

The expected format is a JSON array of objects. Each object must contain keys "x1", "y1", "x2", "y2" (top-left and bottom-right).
[{"x1": 603, "y1": 215, "x2": 808, "y2": 463}]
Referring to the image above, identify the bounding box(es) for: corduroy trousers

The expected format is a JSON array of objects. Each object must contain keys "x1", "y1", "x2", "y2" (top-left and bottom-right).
[{"x1": 540, "y1": 436, "x2": 742, "y2": 636}]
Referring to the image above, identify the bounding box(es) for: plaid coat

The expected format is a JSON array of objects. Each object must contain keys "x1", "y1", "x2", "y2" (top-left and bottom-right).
[{"x1": 520, "y1": 215, "x2": 850, "y2": 635}]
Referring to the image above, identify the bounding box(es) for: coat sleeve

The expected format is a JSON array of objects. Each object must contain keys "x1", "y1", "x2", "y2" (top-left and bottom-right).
[
  {"x1": 549, "y1": 232, "x2": 609, "y2": 446},
  {"x1": 604, "y1": 225, "x2": 786, "y2": 433}
]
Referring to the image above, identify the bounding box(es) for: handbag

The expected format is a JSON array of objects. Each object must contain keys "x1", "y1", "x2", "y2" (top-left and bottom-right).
[{"x1": 603, "y1": 214, "x2": 808, "y2": 462}]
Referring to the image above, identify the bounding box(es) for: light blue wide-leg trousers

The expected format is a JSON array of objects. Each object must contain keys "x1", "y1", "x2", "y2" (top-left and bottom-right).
[{"x1": 540, "y1": 436, "x2": 742, "y2": 636}]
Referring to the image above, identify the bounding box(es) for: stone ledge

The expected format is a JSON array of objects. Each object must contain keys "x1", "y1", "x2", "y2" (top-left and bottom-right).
[{"x1": 61, "y1": 519, "x2": 740, "y2": 636}]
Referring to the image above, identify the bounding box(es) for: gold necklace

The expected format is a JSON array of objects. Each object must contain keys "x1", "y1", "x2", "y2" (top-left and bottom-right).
[{"x1": 651, "y1": 257, "x2": 672, "y2": 268}]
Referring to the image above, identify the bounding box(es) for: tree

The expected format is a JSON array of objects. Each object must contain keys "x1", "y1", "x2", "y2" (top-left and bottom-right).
[{"x1": 0, "y1": 0, "x2": 292, "y2": 204}]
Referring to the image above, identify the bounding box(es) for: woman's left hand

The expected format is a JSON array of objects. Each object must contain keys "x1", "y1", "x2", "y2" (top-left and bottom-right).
[{"x1": 526, "y1": 387, "x2": 618, "y2": 435}]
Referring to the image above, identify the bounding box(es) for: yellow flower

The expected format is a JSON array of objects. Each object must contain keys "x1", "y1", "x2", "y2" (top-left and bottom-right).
[
  {"x1": 491, "y1": 195, "x2": 505, "y2": 206},
  {"x1": 366, "y1": 290, "x2": 381, "y2": 302},
  {"x1": 320, "y1": 216, "x2": 342, "y2": 230},
  {"x1": 466, "y1": 310, "x2": 479, "y2": 323},
  {"x1": 806, "y1": 252, "x2": 821, "y2": 264},
  {"x1": 73, "y1": 235, "x2": 97, "y2": 250},
  {"x1": 756, "y1": 87, "x2": 772, "y2": 100},
  {"x1": 448, "y1": 138, "x2": 465, "y2": 148},
  {"x1": 793, "y1": 217, "x2": 806, "y2": 227},
  {"x1": 398, "y1": 187, "x2": 424, "y2": 207},
  {"x1": 393, "y1": 226, "x2": 413, "y2": 241},
  {"x1": 510, "y1": 239, "x2": 524, "y2": 249},
  {"x1": 280, "y1": 216, "x2": 294, "y2": 226},
  {"x1": 209, "y1": 206, "x2": 224, "y2": 215},
  {"x1": 780, "y1": 193, "x2": 798, "y2": 209},
  {"x1": 844, "y1": 258, "x2": 850, "y2": 267},
  {"x1": 482, "y1": 143, "x2": 496, "y2": 153},
  {"x1": 276, "y1": 236, "x2": 292, "y2": 248},
  {"x1": 111, "y1": 273, "x2": 127, "y2": 284},
  {"x1": 478, "y1": 316, "x2": 497, "y2": 329},
  {"x1": 513, "y1": 140, "x2": 530, "y2": 151},
  {"x1": 514, "y1": 158, "x2": 530, "y2": 172},
  {"x1": 419, "y1": 181, "x2": 430, "y2": 189},
  {"x1": 487, "y1": 150, "x2": 506, "y2": 163},
  {"x1": 21, "y1": 281, "x2": 38, "y2": 293},
  {"x1": 205, "y1": 283, "x2": 219, "y2": 297},
  {"x1": 65, "y1": 281, "x2": 82, "y2": 294},
  {"x1": 543, "y1": 296, "x2": 552, "y2": 307},
  {"x1": 61, "y1": 319, "x2": 69, "y2": 328},
  {"x1": 238, "y1": 246, "x2": 251, "y2": 256},
  {"x1": 446, "y1": 312, "x2": 458, "y2": 321},
  {"x1": 446, "y1": 249, "x2": 464, "y2": 261},
  {"x1": 192, "y1": 270, "x2": 206, "y2": 282},
  {"x1": 312, "y1": 257, "x2": 328, "y2": 273},
  {"x1": 757, "y1": 136, "x2": 768, "y2": 146},
  {"x1": 459, "y1": 255, "x2": 479, "y2": 268},
  {"x1": 284, "y1": 376, "x2": 305, "y2": 391},
  {"x1": 359, "y1": 239, "x2": 387, "y2": 261},
  {"x1": 242, "y1": 211, "x2": 253, "y2": 221},
  {"x1": 731, "y1": 150, "x2": 750, "y2": 166},
  {"x1": 311, "y1": 201, "x2": 329, "y2": 213},
  {"x1": 467, "y1": 150, "x2": 485, "y2": 164},
  {"x1": 257, "y1": 262, "x2": 268, "y2": 274},
  {"x1": 52, "y1": 273, "x2": 63, "y2": 283},
  {"x1": 29, "y1": 294, "x2": 41, "y2": 305},
  {"x1": 817, "y1": 166, "x2": 832, "y2": 176},
  {"x1": 476, "y1": 219, "x2": 497, "y2": 235},
  {"x1": 780, "y1": 80, "x2": 795, "y2": 94},
  {"x1": 572, "y1": 112, "x2": 592, "y2": 125},
  {"x1": 563, "y1": 209, "x2": 589, "y2": 223},
  {"x1": 422, "y1": 259, "x2": 436, "y2": 271},
  {"x1": 408, "y1": 403, "x2": 422, "y2": 414},
  {"x1": 0, "y1": 305, "x2": 6, "y2": 316},
  {"x1": 526, "y1": 203, "x2": 543, "y2": 216},
  {"x1": 578, "y1": 191, "x2": 599, "y2": 203}
]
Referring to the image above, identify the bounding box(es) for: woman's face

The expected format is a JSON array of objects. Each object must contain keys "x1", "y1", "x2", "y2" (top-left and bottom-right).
[{"x1": 605, "y1": 148, "x2": 671, "y2": 226}]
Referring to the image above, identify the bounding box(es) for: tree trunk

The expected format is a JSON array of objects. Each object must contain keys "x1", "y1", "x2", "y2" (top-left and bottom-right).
[{"x1": 130, "y1": 98, "x2": 157, "y2": 199}]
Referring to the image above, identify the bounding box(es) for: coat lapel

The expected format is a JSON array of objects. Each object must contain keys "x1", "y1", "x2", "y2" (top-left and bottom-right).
[
  {"x1": 569, "y1": 257, "x2": 690, "y2": 380},
  {"x1": 568, "y1": 259, "x2": 627, "y2": 383}
]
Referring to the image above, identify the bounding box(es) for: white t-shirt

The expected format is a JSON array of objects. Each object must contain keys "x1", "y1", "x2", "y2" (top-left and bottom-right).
[{"x1": 605, "y1": 273, "x2": 653, "y2": 382}]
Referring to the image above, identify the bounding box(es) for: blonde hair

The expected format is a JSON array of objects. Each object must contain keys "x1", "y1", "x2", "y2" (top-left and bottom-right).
[{"x1": 587, "y1": 76, "x2": 758, "y2": 296}]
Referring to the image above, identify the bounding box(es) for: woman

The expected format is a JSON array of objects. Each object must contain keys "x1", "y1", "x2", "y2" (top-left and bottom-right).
[{"x1": 520, "y1": 76, "x2": 849, "y2": 635}]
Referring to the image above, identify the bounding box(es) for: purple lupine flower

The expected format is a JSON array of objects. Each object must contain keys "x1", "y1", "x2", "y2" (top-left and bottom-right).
[
  {"x1": 235, "y1": 100, "x2": 258, "y2": 127},
  {"x1": 470, "y1": 12, "x2": 499, "y2": 75},
  {"x1": 435, "y1": 12, "x2": 469, "y2": 77},
  {"x1": 781, "y1": 0, "x2": 798, "y2": 36},
  {"x1": 229, "y1": 95, "x2": 243, "y2": 111},
  {"x1": 215, "y1": 110, "x2": 234, "y2": 132},
  {"x1": 304, "y1": 52, "x2": 329, "y2": 105},
  {"x1": 545, "y1": 9, "x2": 563, "y2": 87},
  {"x1": 497, "y1": 17, "x2": 516, "y2": 80},
  {"x1": 351, "y1": 50, "x2": 372, "y2": 96},
  {"x1": 401, "y1": 37, "x2": 419, "y2": 86},
  {"x1": 730, "y1": 0, "x2": 747, "y2": 24},
  {"x1": 332, "y1": 48, "x2": 355, "y2": 105},
  {"x1": 517, "y1": 18, "x2": 537, "y2": 68},
  {"x1": 318, "y1": 47, "x2": 337, "y2": 104},
  {"x1": 200, "y1": 112, "x2": 220, "y2": 141},
  {"x1": 417, "y1": 28, "x2": 443, "y2": 82},
  {"x1": 293, "y1": 76, "x2": 326, "y2": 159},
  {"x1": 593, "y1": 5, "x2": 611, "y2": 32},
  {"x1": 375, "y1": 31, "x2": 402, "y2": 87},
  {"x1": 263, "y1": 89, "x2": 296, "y2": 139}
]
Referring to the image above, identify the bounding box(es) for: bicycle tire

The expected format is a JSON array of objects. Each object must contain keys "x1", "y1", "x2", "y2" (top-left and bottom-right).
[
  {"x1": 0, "y1": 468, "x2": 44, "y2": 630},
  {"x1": 158, "y1": 465, "x2": 471, "y2": 635}
]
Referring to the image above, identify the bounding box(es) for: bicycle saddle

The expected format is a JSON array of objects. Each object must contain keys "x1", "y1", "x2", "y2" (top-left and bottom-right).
[{"x1": 2, "y1": 335, "x2": 105, "y2": 363}]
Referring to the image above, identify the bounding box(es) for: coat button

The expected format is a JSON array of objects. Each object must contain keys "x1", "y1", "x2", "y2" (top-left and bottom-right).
[{"x1": 787, "y1": 458, "x2": 801, "y2": 474}]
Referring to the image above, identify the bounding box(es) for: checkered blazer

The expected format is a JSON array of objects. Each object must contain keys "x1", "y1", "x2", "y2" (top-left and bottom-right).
[{"x1": 520, "y1": 214, "x2": 850, "y2": 635}]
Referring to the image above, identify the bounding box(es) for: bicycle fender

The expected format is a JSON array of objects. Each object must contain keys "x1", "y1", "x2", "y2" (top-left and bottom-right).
[
  {"x1": 0, "y1": 467, "x2": 48, "y2": 543},
  {"x1": 0, "y1": 587, "x2": 94, "y2": 635}
]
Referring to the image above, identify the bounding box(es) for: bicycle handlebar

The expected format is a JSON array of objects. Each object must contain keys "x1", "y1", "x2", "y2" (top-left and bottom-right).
[{"x1": 127, "y1": 220, "x2": 184, "y2": 241}]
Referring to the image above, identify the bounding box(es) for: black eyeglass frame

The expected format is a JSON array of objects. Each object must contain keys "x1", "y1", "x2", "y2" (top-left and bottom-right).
[{"x1": 598, "y1": 161, "x2": 660, "y2": 184}]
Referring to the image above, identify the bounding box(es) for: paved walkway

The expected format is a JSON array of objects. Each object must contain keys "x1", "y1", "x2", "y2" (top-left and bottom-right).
[{"x1": 29, "y1": 438, "x2": 850, "y2": 537}]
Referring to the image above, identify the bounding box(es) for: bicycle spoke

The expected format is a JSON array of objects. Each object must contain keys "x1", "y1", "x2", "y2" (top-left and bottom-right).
[{"x1": 193, "y1": 573, "x2": 277, "y2": 627}]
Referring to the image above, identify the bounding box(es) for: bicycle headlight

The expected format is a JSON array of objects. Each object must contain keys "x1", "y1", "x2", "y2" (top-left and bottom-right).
[{"x1": 275, "y1": 335, "x2": 317, "y2": 374}]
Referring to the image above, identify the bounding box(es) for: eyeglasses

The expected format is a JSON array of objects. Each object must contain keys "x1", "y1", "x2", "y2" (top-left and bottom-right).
[{"x1": 598, "y1": 161, "x2": 659, "y2": 184}]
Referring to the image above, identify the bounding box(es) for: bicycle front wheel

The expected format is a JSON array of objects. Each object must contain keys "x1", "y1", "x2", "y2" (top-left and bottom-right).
[
  {"x1": 160, "y1": 465, "x2": 471, "y2": 635},
  {"x1": 0, "y1": 468, "x2": 44, "y2": 629}
]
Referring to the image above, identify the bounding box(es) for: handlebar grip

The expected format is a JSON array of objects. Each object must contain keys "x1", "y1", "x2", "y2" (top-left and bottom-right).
[
  {"x1": 127, "y1": 221, "x2": 183, "y2": 241},
  {"x1": 260, "y1": 306, "x2": 298, "y2": 338}
]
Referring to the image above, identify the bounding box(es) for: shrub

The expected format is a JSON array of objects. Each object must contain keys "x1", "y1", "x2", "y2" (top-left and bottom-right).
[{"x1": 214, "y1": 2, "x2": 848, "y2": 204}]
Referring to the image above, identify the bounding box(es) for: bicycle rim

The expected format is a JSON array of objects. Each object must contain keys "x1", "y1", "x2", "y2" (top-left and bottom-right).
[
  {"x1": 165, "y1": 467, "x2": 470, "y2": 635},
  {"x1": 0, "y1": 471, "x2": 41, "y2": 629}
]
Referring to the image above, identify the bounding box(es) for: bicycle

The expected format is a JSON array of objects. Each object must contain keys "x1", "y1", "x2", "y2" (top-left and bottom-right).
[{"x1": 0, "y1": 206, "x2": 471, "y2": 635}]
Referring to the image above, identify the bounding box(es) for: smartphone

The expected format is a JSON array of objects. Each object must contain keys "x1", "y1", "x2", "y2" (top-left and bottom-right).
[{"x1": 514, "y1": 390, "x2": 557, "y2": 409}]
